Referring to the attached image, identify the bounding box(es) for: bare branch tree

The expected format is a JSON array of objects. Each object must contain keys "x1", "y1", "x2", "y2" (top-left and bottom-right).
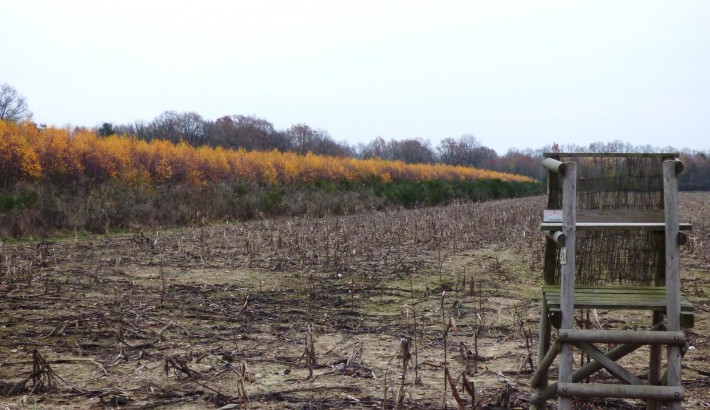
[
  {"x1": 0, "y1": 83, "x2": 32, "y2": 122},
  {"x1": 149, "y1": 111, "x2": 206, "y2": 145}
]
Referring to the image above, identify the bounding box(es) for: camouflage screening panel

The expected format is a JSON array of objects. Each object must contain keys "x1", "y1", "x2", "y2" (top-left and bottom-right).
[{"x1": 543, "y1": 153, "x2": 676, "y2": 286}]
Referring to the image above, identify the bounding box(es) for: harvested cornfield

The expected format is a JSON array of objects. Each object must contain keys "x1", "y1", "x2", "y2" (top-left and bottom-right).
[{"x1": 1, "y1": 193, "x2": 708, "y2": 409}]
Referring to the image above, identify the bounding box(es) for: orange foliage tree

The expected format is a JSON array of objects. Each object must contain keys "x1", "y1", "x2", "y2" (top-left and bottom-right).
[
  {"x1": 0, "y1": 120, "x2": 535, "y2": 187},
  {"x1": 0, "y1": 120, "x2": 42, "y2": 187}
]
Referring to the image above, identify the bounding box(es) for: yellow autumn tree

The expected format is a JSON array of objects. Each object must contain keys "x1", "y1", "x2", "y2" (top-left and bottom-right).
[
  {"x1": 0, "y1": 120, "x2": 42, "y2": 187},
  {"x1": 0, "y1": 120, "x2": 535, "y2": 187}
]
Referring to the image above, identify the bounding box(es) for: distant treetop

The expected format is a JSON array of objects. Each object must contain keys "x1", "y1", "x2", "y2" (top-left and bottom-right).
[{"x1": 0, "y1": 83, "x2": 32, "y2": 123}]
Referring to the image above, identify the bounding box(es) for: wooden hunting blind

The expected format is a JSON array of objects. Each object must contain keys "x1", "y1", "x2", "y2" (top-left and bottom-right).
[{"x1": 530, "y1": 153, "x2": 694, "y2": 410}]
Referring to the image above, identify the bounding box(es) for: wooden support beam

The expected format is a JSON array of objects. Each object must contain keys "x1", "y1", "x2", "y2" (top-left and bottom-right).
[
  {"x1": 558, "y1": 329, "x2": 685, "y2": 345},
  {"x1": 673, "y1": 159, "x2": 685, "y2": 175},
  {"x1": 558, "y1": 161, "x2": 576, "y2": 410},
  {"x1": 537, "y1": 293, "x2": 552, "y2": 393},
  {"x1": 664, "y1": 160, "x2": 683, "y2": 410},
  {"x1": 660, "y1": 341, "x2": 690, "y2": 386},
  {"x1": 540, "y1": 209, "x2": 692, "y2": 232},
  {"x1": 648, "y1": 311, "x2": 664, "y2": 410},
  {"x1": 557, "y1": 383, "x2": 683, "y2": 401},
  {"x1": 576, "y1": 343, "x2": 643, "y2": 386},
  {"x1": 531, "y1": 341, "x2": 561, "y2": 388},
  {"x1": 531, "y1": 341, "x2": 646, "y2": 404},
  {"x1": 542, "y1": 157, "x2": 566, "y2": 175},
  {"x1": 543, "y1": 230, "x2": 565, "y2": 247},
  {"x1": 531, "y1": 323, "x2": 668, "y2": 405},
  {"x1": 543, "y1": 152, "x2": 679, "y2": 158}
]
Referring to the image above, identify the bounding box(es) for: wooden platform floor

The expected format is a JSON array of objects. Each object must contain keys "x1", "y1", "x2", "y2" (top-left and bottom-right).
[{"x1": 543, "y1": 286, "x2": 694, "y2": 328}]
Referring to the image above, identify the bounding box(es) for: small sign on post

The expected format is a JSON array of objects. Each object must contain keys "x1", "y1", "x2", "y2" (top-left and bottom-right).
[
  {"x1": 559, "y1": 247, "x2": 567, "y2": 265},
  {"x1": 543, "y1": 210, "x2": 563, "y2": 223}
]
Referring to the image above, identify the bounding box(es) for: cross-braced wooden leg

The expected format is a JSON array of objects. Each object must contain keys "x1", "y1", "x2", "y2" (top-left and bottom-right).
[
  {"x1": 532, "y1": 295, "x2": 552, "y2": 410},
  {"x1": 647, "y1": 310, "x2": 663, "y2": 410}
]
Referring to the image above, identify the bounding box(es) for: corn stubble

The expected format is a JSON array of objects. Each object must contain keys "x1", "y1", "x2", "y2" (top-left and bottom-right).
[{"x1": 0, "y1": 193, "x2": 708, "y2": 408}]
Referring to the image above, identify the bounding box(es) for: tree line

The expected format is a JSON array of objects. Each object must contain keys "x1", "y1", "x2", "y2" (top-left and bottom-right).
[
  {"x1": 96, "y1": 113, "x2": 710, "y2": 191},
  {"x1": 0, "y1": 119, "x2": 533, "y2": 189},
  {"x1": 98, "y1": 111, "x2": 502, "y2": 169},
  {"x1": 3, "y1": 82, "x2": 709, "y2": 190},
  {"x1": 0, "y1": 118, "x2": 539, "y2": 237}
]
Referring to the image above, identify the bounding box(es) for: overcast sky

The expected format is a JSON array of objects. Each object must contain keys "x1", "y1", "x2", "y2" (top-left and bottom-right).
[{"x1": 2, "y1": 1, "x2": 709, "y2": 154}]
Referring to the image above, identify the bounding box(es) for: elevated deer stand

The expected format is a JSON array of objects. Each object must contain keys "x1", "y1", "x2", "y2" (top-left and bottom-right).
[{"x1": 530, "y1": 153, "x2": 694, "y2": 410}]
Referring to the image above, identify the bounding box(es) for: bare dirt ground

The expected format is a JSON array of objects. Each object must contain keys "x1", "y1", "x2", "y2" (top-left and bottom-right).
[{"x1": 1, "y1": 193, "x2": 708, "y2": 409}]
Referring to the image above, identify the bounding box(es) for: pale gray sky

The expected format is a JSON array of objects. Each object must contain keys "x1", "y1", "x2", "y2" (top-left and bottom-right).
[{"x1": 2, "y1": 1, "x2": 709, "y2": 154}]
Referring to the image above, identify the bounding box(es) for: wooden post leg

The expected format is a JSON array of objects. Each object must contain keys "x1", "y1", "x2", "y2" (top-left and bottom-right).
[
  {"x1": 666, "y1": 345, "x2": 682, "y2": 410},
  {"x1": 663, "y1": 160, "x2": 683, "y2": 410},
  {"x1": 558, "y1": 342, "x2": 574, "y2": 410},
  {"x1": 558, "y1": 162, "x2": 576, "y2": 410},
  {"x1": 532, "y1": 295, "x2": 551, "y2": 410},
  {"x1": 647, "y1": 310, "x2": 663, "y2": 410}
]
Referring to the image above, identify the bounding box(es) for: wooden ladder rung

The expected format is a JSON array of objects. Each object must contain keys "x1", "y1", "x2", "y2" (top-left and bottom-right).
[
  {"x1": 557, "y1": 382, "x2": 683, "y2": 401},
  {"x1": 557, "y1": 329, "x2": 685, "y2": 345}
]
